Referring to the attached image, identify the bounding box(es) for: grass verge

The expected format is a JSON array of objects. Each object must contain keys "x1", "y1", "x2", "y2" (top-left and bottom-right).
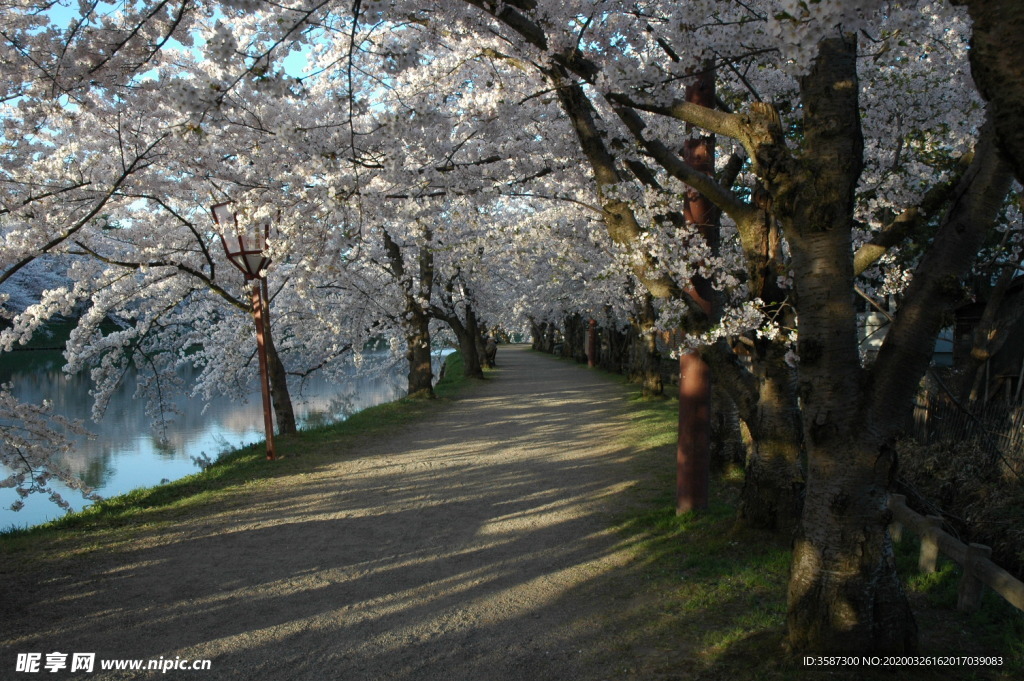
[
  {"x1": 610, "y1": 382, "x2": 1023, "y2": 681},
  {"x1": 0, "y1": 351, "x2": 471, "y2": 554}
]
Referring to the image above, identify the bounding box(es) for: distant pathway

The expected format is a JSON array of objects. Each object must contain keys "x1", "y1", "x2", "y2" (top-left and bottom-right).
[{"x1": 2, "y1": 346, "x2": 670, "y2": 680}]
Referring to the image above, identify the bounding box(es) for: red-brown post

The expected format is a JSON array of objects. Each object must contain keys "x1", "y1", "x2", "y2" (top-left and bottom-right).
[
  {"x1": 677, "y1": 352, "x2": 711, "y2": 512},
  {"x1": 251, "y1": 283, "x2": 276, "y2": 460},
  {"x1": 677, "y1": 64, "x2": 718, "y2": 514}
]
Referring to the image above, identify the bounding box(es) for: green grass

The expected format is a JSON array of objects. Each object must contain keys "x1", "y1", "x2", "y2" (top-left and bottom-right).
[
  {"x1": 608, "y1": 389, "x2": 794, "y2": 677},
  {"x1": 0, "y1": 351, "x2": 471, "y2": 551},
  {"x1": 893, "y1": 534, "x2": 1024, "y2": 673}
]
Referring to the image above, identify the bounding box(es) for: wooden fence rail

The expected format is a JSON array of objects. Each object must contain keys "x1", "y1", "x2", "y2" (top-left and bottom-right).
[{"x1": 888, "y1": 494, "x2": 1024, "y2": 614}]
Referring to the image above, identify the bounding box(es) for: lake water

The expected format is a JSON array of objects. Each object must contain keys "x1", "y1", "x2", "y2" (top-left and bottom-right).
[{"x1": 0, "y1": 350, "x2": 441, "y2": 530}]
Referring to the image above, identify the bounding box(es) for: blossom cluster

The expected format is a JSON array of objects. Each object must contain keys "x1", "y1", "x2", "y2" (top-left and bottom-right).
[{"x1": 0, "y1": 0, "x2": 1012, "y2": 512}]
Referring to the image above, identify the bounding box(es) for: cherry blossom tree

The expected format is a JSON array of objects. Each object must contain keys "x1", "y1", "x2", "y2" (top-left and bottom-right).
[
  {"x1": 406, "y1": 0, "x2": 1014, "y2": 653},
  {"x1": 3, "y1": 0, "x2": 1021, "y2": 657}
]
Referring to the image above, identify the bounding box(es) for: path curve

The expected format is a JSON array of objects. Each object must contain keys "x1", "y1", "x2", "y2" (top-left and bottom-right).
[{"x1": 2, "y1": 346, "x2": 667, "y2": 680}]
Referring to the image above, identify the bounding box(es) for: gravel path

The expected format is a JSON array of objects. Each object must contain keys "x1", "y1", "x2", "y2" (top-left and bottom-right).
[{"x1": 2, "y1": 346, "x2": 674, "y2": 680}]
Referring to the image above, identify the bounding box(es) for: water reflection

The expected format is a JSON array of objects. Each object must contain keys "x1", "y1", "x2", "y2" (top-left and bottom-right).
[{"x1": 1, "y1": 350, "x2": 441, "y2": 530}]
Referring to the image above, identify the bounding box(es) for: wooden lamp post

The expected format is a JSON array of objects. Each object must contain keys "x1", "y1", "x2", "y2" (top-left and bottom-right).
[{"x1": 210, "y1": 200, "x2": 277, "y2": 460}]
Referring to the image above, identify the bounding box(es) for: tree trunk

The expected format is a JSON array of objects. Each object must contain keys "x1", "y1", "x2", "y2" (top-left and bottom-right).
[
  {"x1": 558, "y1": 314, "x2": 581, "y2": 362},
  {"x1": 733, "y1": 183, "x2": 803, "y2": 532},
  {"x1": 787, "y1": 446, "x2": 915, "y2": 653},
  {"x1": 457, "y1": 305, "x2": 485, "y2": 378},
  {"x1": 263, "y1": 323, "x2": 296, "y2": 435},
  {"x1": 954, "y1": 0, "x2": 1024, "y2": 183},
  {"x1": 405, "y1": 306, "x2": 434, "y2": 398},
  {"x1": 381, "y1": 225, "x2": 436, "y2": 399},
  {"x1": 473, "y1": 315, "x2": 489, "y2": 367},
  {"x1": 738, "y1": 348, "x2": 803, "y2": 533},
  {"x1": 602, "y1": 321, "x2": 630, "y2": 375},
  {"x1": 633, "y1": 295, "x2": 664, "y2": 397},
  {"x1": 775, "y1": 36, "x2": 917, "y2": 653},
  {"x1": 954, "y1": 263, "x2": 1024, "y2": 403},
  {"x1": 529, "y1": 318, "x2": 544, "y2": 351},
  {"x1": 260, "y1": 279, "x2": 296, "y2": 435}
]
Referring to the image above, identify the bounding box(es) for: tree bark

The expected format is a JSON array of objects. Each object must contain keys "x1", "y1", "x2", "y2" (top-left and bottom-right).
[
  {"x1": 633, "y1": 296, "x2": 663, "y2": 397},
  {"x1": 405, "y1": 305, "x2": 434, "y2": 398},
  {"x1": 733, "y1": 186, "x2": 804, "y2": 533},
  {"x1": 738, "y1": 347, "x2": 803, "y2": 533},
  {"x1": 444, "y1": 304, "x2": 484, "y2": 379},
  {"x1": 382, "y1": 227, "x2": 436, "y2": 399},
  {"x1": 259, "y1": 279, "x2": 296, "y2": 435},
  {"x1": 565, "y1": 314, "x2": 589, "y2": 363},
  {"x1": 432, "y1": 272, "x2": 485, "y2": 379},
  {"x1": 529, "y1": 318, "x2": 544, "y2": 352},
  {"x1": 775, "y1": 36, "x2": 917, "y2": 653},
  {"x1": 953, "y1": 0, "x2": 1024, "y2": 184}
]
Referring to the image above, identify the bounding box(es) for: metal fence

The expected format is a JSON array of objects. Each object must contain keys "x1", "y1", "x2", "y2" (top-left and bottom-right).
[{"x1": 913, "y1": 398, "x2": 1024, "y2": 479}]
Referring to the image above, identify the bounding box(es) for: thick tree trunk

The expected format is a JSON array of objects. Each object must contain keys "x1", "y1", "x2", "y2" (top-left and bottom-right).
[
  {"x1": 954, "y1": 0, "x2": 1024, "y2": 184},
  {"x1": 739, "y1": 350, "x2": 803, "y2": 533},
  {"x1": 529, "y1": 318, "x2": 544, "y2": 352},
  {"x1": 788, "y1": 448, "x2": 915, "y2": 653},
  {"x1": 405, "y1": 306, "x2": 434, "y2": 398},
  {"x1": 596, "y1": 321, "x2": 622, "y2": 374},
  {"x1": 632, "y1": 296, "x2": 664, "y2": 397},
  {"x1": 733, "y1": 186, "x2": 804, "y2": 532},
  {"x1": 260, "y1": 279, "x2": 296, "y2": 435},
  {"x1": 561, "y1": 314, "x2": 587, "y2": 363},
  {"x1": 473, "y1": 318, "x2": 489, "y2": 367},
  {"x1": 774, "y1": 36, "x2": 917, "y2": 653},
  {"x1": 784, "y1": 65, "x2": 1011, "y2": 655},
  {"x1": 263, "y1": 325, "x2": 297, "y2": 435},
  {"x1": 382, "y1": 225, "x2": 436, "y2": 399},
  {"x1": 461, "y1": 306, "x2": 486, "y2": 378},
  {"x1": 544, "y1": 322, "x2": 556, "y2": 354},
  {"x1": 440, "y1": 312, "x2": 484, "y2": 379},
  {"x1": 786, "y1": 229, "x2": 915, "y2": 652}
]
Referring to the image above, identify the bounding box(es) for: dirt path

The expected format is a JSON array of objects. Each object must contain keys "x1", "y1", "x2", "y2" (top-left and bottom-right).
[{"x1": 2, "y1": 346, "x2": 677, "y2": 680}]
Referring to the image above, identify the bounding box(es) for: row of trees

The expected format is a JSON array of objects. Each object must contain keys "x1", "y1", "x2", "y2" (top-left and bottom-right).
[{"x1": 3, "y1": 0, "x2": 1024, "y2": 656}]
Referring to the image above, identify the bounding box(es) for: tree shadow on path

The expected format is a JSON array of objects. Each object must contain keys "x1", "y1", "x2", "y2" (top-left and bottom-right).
[{"x1": 2, "y1": 347, "x2": 671, "y2": 680}]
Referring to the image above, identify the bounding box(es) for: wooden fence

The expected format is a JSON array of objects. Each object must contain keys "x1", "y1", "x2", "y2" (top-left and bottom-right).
[{"x1": 888, "y1": 494, "x2": 1024, "y2": 614}]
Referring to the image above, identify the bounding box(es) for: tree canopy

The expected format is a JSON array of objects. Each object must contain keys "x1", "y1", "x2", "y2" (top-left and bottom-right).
[{"x1": 2, "y1": 0, "x2": 1022, "y2": 655}]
